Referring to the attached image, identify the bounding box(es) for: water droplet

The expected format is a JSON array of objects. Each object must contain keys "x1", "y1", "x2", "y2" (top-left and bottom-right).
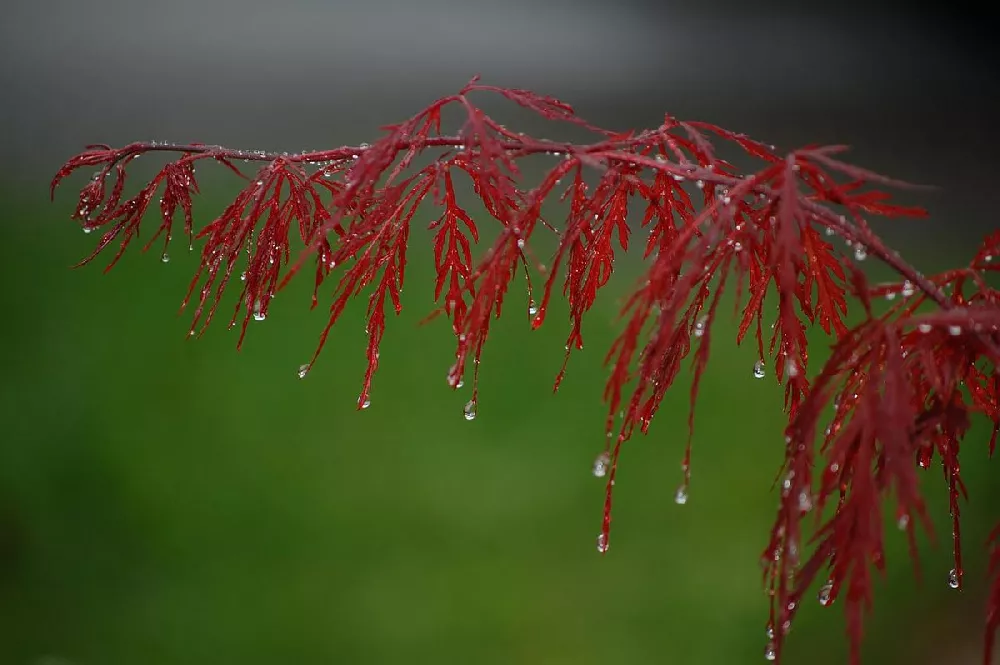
[
  {"x1": 885, "y1": 291, "x2": 896, "y2": 301},
  {"x1": 764, "y1": 642, "x2": 776, "y2": 661},
  {"x1": 818, "y1": 580, "x2": 833, "y2": 606},
  {"x1": 918, "y1": 323, "x2": 932, "y2": 333},
  {"x1": 528, "y1": 299, "x2": 539, "y2": 316},
  {"x1": 463, "y1": 400, "x2": 477, "y2": 421},
  {"x1": 695, "y1": 179, "x2": 705, "y2": 189},
  {"x1": 733, "y1": 241, "x2": 743, "y2": 252},
  {"x1": 240, "y1": 271, "x2": 247, "y2": 281},
  {"x1": 358, "y1": 397, "x2": 371, "y2": 409},
  {"x1": 593, "y1": 451, "x2": 610, "y2": 477},
  {"x1": 753, "y1": 360, "x2": 766, "y2": 379},
  {"x1": 161, "y1": 252, "x2": 170, "y2": 263},
  {"x1": 693, "y1": 316, "x2": 707, "y2": 337},
  {"x1": 901, "y1": 280, "x2": 914, "y2": 297},
  {"x1": 83, "y1": 226, "x2": 93, "y2": 234},
  {"x1": 674, "y1": 485, "x2": 688, "y2": 505},
  {"x1": 854, "y1": 245, "x2": 867, "y2": 261},
  {"x1": 297, "y1": 363, "x2": 310, "y2": 379},
  {"x1": 948, "y1": 568, "x2": 960, "y2": 589},
  {"x1": 897, "y1": 514, "x2": 909, "y2": 530},
  {"x1": 948, "y1": 325, "x2": 962, "y2": 336},
  {"x1": 785, "y1": 358, "x2": 799, "y2": 378},
  {"x1": 252, "y1": 300, "x2": 266, "y2": 321},
  {"x1": 596, "y1": 532, "x2": 609, "y2": 553},
  {"x1": 797, "y1": 491, "x2": 813, "y2": 513}
]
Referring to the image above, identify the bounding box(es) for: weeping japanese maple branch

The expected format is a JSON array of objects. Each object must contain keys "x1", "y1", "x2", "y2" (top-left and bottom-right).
[{"x1": 50, "y1": 77, "x2": 999, "y2": 665}]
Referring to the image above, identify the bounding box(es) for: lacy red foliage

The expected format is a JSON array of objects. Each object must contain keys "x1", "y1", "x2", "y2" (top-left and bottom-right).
[{"x1": 52, "y1": 77, "x2": 1000, "y2": 664}]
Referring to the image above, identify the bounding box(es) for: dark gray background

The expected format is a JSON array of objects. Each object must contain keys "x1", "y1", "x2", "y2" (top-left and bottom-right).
[{"x1": 3, "y1": 0, "x2": 997, "y2": 244}]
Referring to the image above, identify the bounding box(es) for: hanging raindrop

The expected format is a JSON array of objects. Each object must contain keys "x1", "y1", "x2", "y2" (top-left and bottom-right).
[
  {"x1": 253, "y1": 300, "x2": 266, "y2": 321},
  {"x1": 948, "y1": 568, "x2": 960, "y2": 589},
  {"x1": 592, "y1": 451, "x2": 610, "y2": 478},
  {"x1": 674, "y1": 484, "x2": 688, "y2": 505},
  {"x1": 528, "y1": 299, "x2": 539, "y2": 317},
  {"x1": 764, "y1": 642, "x2": 776, "y2": 661},
  {"x1": 463, "y1": 400, "x2": 477, "y2": 421},
  {"x1": 596, "y1": 532, "x2": 609, "y2": 553},
  {"x1": 297, "y1": 364, "x2": 310, "y2": 379},
  {"x1": 753, "y1": 360, "x2": 766, "y2": 379},
  {"x1": 693, "y1": 316, "x2": 707, "y2": 337},
  {"x1": 854, "y1": 244, "x2": 867, "y2": 261},
  {"x1": 358, "y1": 397, "x2": 371, "y2": 409},
  {"x1": 818, "y1": 580, "x2": 833, "y2": 606}
]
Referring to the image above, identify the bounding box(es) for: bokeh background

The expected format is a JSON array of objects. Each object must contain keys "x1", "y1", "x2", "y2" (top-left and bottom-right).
[{"x1": 1, "y1": 1, "x2": 998, "y2": 664}]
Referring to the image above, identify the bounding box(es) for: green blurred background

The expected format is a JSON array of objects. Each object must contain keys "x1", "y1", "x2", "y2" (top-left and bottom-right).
[
  {"x1": 3, "y1": 1, "x2": 999, "y2": 664},
  {"x1": 1, "y1": 172, "x2": 997, "y2": 665}
]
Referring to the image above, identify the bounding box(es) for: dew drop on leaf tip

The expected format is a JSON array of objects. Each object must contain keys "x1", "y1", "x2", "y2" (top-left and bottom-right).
[
  {"x1": 463, "y1": 400, "x2": 477, "y2": 421},
  {"x1": 818, "y1": 580, "x2": 833, "y2": 606},
  {"x1": 948, "y1": 568, "x2": 960, "y2": 589},
  {"x1": 674, "y1": 485, "x2": 688, "y2": 505},
  {"x1": 596, "y1": 532, "x2": 609, "y2": 553},
  {"x1": 297, "y1": 363, "x2": 310, "y2": 379},
  {"x1": 753, "y1": 360, "x2": 766, "y2": 379}
]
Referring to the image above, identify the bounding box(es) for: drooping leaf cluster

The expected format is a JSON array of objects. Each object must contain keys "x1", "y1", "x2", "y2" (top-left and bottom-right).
[{"x1": 52, "y1": 78, "x2": 1000, "y2": 664}]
